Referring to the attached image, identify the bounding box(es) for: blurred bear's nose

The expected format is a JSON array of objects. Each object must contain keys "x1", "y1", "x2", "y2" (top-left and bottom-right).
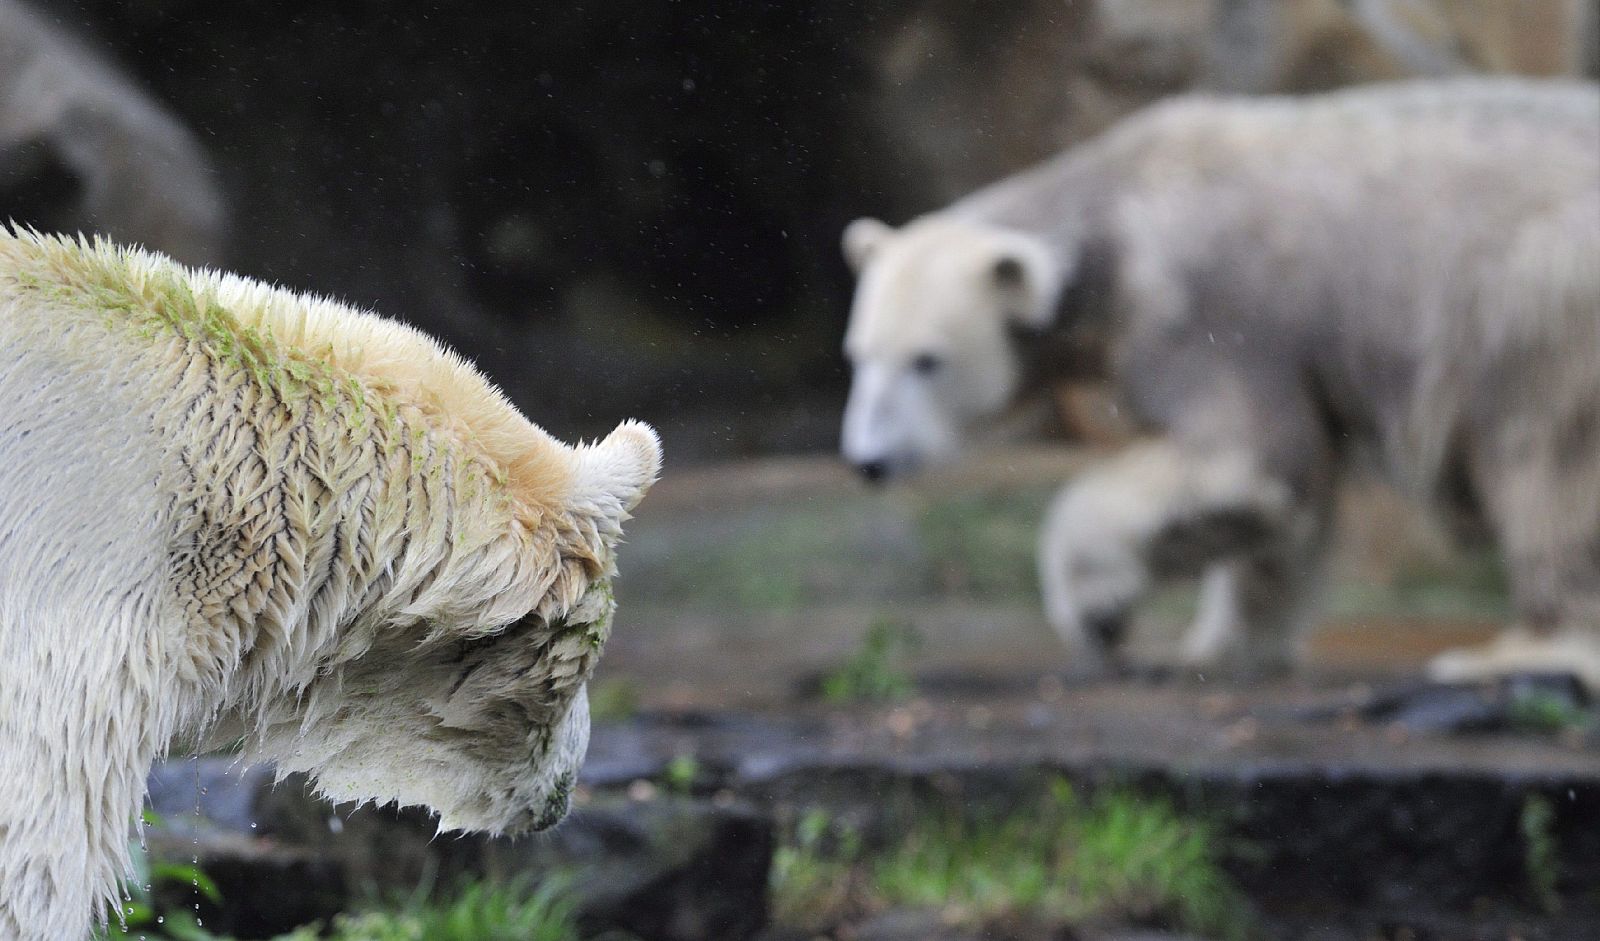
[{"x1": 856, "y1": 460, "x2": 889, "y2": 484}]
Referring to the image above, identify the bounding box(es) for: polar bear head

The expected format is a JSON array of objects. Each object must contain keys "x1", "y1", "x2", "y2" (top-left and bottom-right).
[
  {"x1": 840, "y1": 215, "x2": 1067, "y2": 481},
  {"x1": 242, "y1": 420, "x2": 664, "y2": 837}
]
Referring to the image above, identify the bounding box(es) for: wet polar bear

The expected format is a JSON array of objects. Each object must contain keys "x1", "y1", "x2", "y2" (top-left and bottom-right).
[
  {"x1": 0, "y1": 230, "x2": 661, "y2": 940},
  {"x1": 841, "y1": 78, "x2": 1600, "y2": 683}
]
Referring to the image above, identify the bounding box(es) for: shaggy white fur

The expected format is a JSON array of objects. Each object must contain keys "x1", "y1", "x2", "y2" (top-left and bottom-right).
[{"x1": 0, "y1": 229, "x2": 660, "y2": 940}]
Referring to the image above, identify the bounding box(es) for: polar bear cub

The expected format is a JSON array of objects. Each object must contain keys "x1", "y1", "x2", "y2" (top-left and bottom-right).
[{"x1": 0, "y1": 229, "x2": 660, "y2": 940}]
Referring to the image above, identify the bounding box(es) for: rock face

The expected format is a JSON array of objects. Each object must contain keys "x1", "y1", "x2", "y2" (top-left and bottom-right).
[
  {"x1": 23, "y1": 0, "x2": 1595, "y2": 458},
  {"x1": 0, "y1": 0, "x2": 226, "y2": 265},
  {"x1": 847, "y1": 0, "x2": 1598, "y2": 202}
]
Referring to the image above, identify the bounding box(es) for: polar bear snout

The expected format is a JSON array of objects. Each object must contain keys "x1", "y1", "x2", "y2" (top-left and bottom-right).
[
  {"x1": 521, "y1": 683, "x2": 590, "y2": 833},
  {"x1": 840, "y1": 360, "x2": 960, "y2": 482},
  {"x1": 848, "y1": 453, "x2": 921, "y2": 485},
  {"x1": 855, "y1": 459, "x2": 890, "y2": 485}
]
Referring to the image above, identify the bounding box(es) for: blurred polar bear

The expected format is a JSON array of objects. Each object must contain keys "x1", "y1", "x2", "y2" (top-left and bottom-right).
[
  {"x1": 840, "y1": 78, "x2": 1600, "y2": 681},
  {"x1": 0, "y1": 230, "x2": 660, "y2": 940}
]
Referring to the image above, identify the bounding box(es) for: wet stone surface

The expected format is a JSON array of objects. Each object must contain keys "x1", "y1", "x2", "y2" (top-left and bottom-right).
[
  {"x1": 579, "y1": 672, "x2": 1600, "y2": 940},
  {"x1": 143, "y1": 668, "x2": 1600, "y2": 940}
]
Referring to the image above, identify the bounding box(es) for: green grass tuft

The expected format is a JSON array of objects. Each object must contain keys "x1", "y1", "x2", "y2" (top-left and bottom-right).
[
  {"x1": 1506, "y1": 690, "x2": 1592, "y2": 736},
  {"x1": 820, "y1": 618, "x2": 920, "y2": 703},
  {"x1": 769, "y1": 808, "x2": 863, "y2": 926},
  {"x1": 771, "y1": 780, "x2": 1253, "y2": 939},
  {"x1": 96, "y1": 818, "x2": 224, "y2": 941},
  {"x1": 95, "y1": 851, "x2": 595, "y2": 941},
  {"x1": 664, "y1": 753, "x2": 701, "y2": 794},
  {"x1": 1521, "y1": 793, "x2": 1561, "y2": 915},
  {"x1": 307, "y1": 878, "x2": 586, "y2": 941}
]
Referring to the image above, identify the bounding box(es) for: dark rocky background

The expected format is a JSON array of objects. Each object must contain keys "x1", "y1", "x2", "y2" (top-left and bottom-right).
[{"x1": 12, "y1": 0, "x2": 1600, "y2": 460}]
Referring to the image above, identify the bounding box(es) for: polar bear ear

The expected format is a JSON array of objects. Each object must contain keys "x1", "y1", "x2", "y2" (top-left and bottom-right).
[
  {"x1": 572, "y1": 420, "x2": 663, "y2": 522},
  {"x1": 990, "y1": 233, "x2": 1067, "y2": 331},
  {"x1": 842, "y1": 217, "x2": 893, "y2": 273}
]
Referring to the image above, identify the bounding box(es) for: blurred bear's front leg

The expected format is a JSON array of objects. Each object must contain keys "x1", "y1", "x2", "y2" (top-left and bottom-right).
[
  {"x1": 1178, "y1": 562, "x2": 1248, "y2": 670},
  {"x1": 1038, "y1": 439, "x2": 1322, "y2": 676}
]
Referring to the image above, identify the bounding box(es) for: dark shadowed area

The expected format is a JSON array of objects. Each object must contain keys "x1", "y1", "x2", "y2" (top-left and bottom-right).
[{"x1": 24, "y1": 0, "x2": 1597, "y2": 460}]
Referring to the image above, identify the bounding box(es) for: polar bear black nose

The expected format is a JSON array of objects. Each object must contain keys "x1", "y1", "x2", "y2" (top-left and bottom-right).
[{"x1": 856, "y1": 460, "x2": 889, "y2": 484}]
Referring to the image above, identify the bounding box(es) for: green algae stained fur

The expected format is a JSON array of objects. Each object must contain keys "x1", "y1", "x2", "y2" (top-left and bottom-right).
[
  {"x1": 13, "y1": 240, "x2": 357, "y2": 419},
  {"x1": 10, "y1": 237, "x2": 504, "y2": 490}
]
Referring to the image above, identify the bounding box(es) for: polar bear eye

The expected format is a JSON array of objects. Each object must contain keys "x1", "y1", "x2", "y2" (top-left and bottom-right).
[{"x1": 910, "y1": 353, "x2": 943, "y2": 376}]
